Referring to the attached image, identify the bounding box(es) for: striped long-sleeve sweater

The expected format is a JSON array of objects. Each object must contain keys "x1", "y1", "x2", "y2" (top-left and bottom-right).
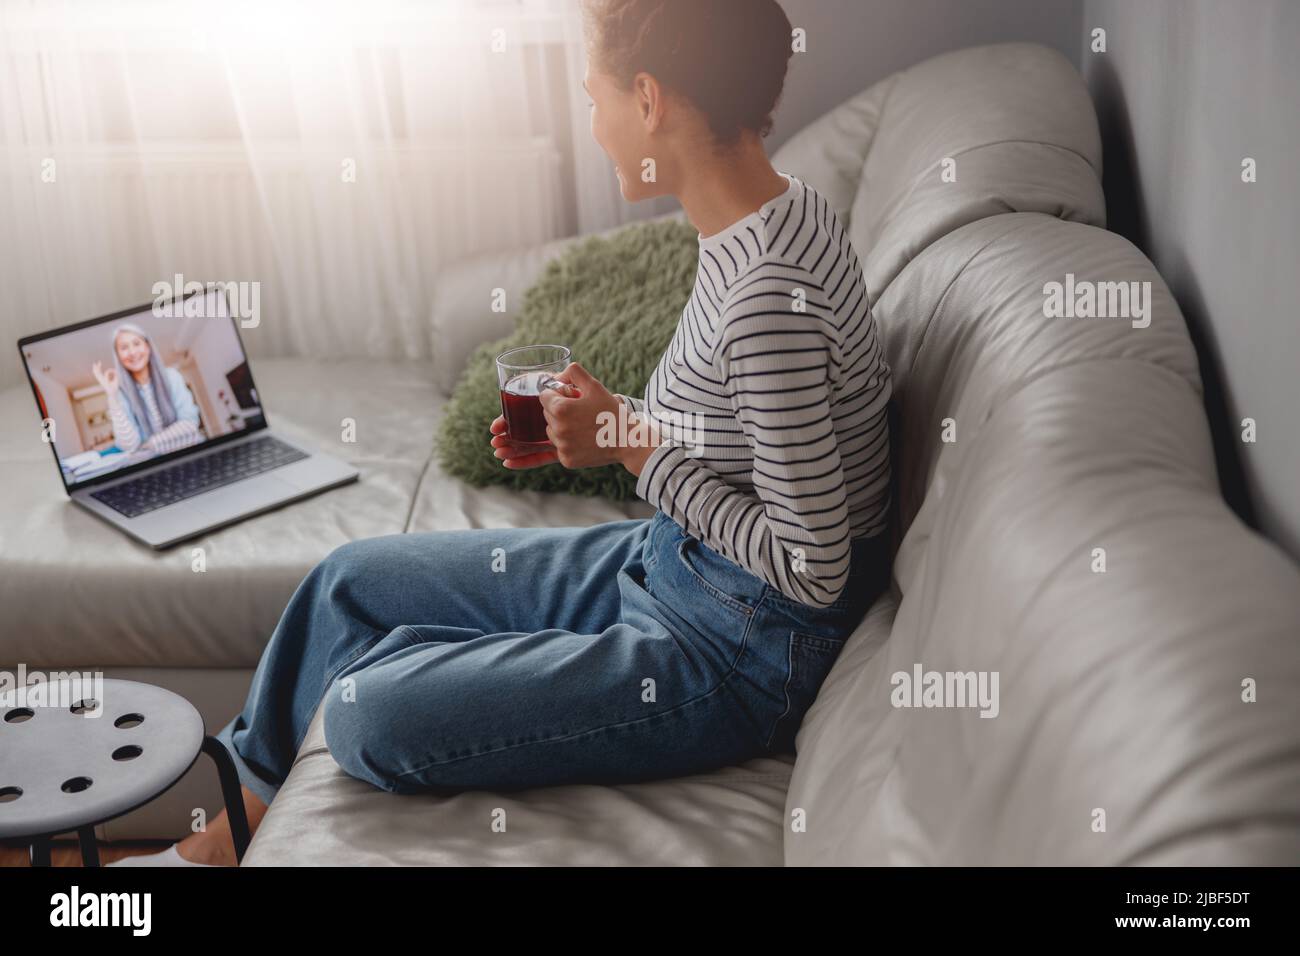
[
  {"x1": 108, "y1": 376, "x2": 202, "y2": 455},
  {"x1": 621, "y1": 172, "x2": 891, "y2": 608}
]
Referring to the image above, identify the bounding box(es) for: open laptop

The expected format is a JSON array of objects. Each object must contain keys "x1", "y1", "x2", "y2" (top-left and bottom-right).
[{"x1": 17, "y1": 287, "x2": 359, "y2": 549}]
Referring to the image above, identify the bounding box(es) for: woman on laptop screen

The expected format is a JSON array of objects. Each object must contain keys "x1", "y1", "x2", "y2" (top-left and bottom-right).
[{"x1": 91, "y1": 322, "x2": 202, "y2": 457}]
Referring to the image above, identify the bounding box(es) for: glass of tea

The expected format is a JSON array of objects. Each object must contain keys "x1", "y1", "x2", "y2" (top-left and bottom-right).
[{"x1": 495, "y1": 344, "x2": 572, "y2": 445}]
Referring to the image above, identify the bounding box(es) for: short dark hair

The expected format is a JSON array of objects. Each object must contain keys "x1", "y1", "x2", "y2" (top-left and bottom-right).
[{"x1": 579, "y1": 0, "x2": 794, "y2": 147}]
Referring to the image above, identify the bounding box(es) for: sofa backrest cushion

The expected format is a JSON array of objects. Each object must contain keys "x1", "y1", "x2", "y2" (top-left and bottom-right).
[
  {"x1": 783, "y1": 214, "x2": 1300, "y2": 864},
  {"x1": 772, "y1": 43, "x2": 1106, "y2": 302},
  {"x1": 875, "y1": 213, "x2": 1202, "y2": 540}
]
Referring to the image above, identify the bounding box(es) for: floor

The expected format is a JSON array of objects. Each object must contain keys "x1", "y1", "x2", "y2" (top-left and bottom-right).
[{"x1": 0, "y1": 841, "x2": 168, "y2": 866}]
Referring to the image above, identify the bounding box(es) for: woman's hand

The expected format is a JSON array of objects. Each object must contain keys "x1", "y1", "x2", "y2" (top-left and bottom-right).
[
  {"x1": 488, "y1": 362, "x2": 626, "y2": 471},
  {"x1": 489, "y1": 415, "x2": 559, "y2": 470},
  {"x1": 92, "y1": 360, "x2": 119, "y2": 399},
  {"x1": 539, "y1": 362, "x2": 625, "y2": 469}
]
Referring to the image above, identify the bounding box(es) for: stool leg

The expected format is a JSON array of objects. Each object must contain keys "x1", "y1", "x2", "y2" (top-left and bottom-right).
[
  {"x1": 78, "y1": 826, "x2": 100, "y2": 867},
  {"x1": 201, "y1": 735, "x2": 251, "y2": 864},
  {"x1": 29, "y1": 837, "x2": 51, "y2": 867}
]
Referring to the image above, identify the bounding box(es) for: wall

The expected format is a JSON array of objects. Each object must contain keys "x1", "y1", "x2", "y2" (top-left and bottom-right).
[
  {"x1": 1081, "y1": 0, "x2": 1300, "y2": 560},
  {"x1": 28, "y1": 369, "x2": 78, "y2": 456},
  {"x1": 769, "y1": 0, "x2": 1082, "y2": 150},
  {"x1": 183, "y1": 315, "x2": 254, "y2": 438}
]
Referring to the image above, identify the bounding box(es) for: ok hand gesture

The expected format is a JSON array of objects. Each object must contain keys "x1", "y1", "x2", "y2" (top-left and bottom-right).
[{"x1": 92, "y1": 360, "x2": 120, "y2": 399}]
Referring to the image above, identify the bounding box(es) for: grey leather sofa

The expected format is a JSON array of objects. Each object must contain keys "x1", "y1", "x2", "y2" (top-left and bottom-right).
[{"x1": 3, "y1": 43, "x2": 1296, "y2": 864}]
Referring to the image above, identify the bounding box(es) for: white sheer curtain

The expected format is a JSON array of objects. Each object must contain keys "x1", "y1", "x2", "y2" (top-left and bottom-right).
[{"x1": 0, "y1": 0, "x2": 671, "y2": 388}]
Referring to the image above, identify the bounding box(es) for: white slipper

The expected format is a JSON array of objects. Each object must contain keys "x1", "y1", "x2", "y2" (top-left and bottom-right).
[{"x1": 108, "y1": 843, "x2": 218, "y2": 867}]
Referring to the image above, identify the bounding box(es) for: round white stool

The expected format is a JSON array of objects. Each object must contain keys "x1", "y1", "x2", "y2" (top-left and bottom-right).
[{"x1": 0, "y1": 678, "x2": 250, "y2": 865}]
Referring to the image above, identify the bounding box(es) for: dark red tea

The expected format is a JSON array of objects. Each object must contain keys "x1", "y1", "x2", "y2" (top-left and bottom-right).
[{"x1": 500, "y1": 371, "x2": 552, "y2": 444}]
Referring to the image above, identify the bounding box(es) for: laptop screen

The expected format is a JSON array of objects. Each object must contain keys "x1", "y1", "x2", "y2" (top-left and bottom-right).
[{"x1": 18, "y1": 288, "x2": 267, "y2": 492}]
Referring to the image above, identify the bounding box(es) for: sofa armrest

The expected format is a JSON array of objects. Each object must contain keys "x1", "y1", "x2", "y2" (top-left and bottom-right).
[{"x1": 430, "y1": 209, "x2": 689, "y2": 397}]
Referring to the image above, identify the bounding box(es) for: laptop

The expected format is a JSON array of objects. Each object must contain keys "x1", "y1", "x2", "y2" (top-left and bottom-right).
[{"x1": 17, "y1": 287, "x2": 359, "y2": 549}]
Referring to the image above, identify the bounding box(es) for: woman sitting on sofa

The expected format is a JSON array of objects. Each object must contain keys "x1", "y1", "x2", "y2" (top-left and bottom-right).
[{"x1": 118, "y1": 0, "x2": 893, "y2": 867}]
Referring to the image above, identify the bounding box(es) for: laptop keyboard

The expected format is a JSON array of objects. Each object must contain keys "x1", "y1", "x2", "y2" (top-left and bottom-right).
[{"x1": 90, "y1": 436, "x2": 308, "y2": 518}]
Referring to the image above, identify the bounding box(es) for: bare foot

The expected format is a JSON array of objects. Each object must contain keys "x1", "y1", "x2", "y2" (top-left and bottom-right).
[{"x1": 175, "y1": 786, "x2": 270, "y2": 866}]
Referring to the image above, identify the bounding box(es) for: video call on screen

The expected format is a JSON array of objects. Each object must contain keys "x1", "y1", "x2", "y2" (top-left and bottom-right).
[{"x1": 22, "y1": 292, "x2": 263, "y2": 486}]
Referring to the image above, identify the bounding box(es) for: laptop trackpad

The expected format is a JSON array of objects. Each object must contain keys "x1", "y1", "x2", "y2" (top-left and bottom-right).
[{"x1": 192, "y1": 473, "x2": 298, "y2": 522}]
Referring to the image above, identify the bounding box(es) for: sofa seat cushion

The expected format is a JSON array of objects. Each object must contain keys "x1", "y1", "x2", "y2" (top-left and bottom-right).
[
  {"x1": 244, "y1": 703, "x2": 794, "y2": 866},
  {"x1": 407, "y1": 467, "x2": 653, "y2": 532}
]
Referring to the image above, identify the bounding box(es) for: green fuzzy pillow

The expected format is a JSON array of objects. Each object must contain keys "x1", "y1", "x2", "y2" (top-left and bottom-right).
[{"x1": 436, "y1": 217, "x2": 699, "y2": 499}]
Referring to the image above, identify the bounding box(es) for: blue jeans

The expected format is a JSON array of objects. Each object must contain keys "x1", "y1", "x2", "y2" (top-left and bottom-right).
[{"x1": 215, "y1": 511, "x2": 889, "y2": 804}]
